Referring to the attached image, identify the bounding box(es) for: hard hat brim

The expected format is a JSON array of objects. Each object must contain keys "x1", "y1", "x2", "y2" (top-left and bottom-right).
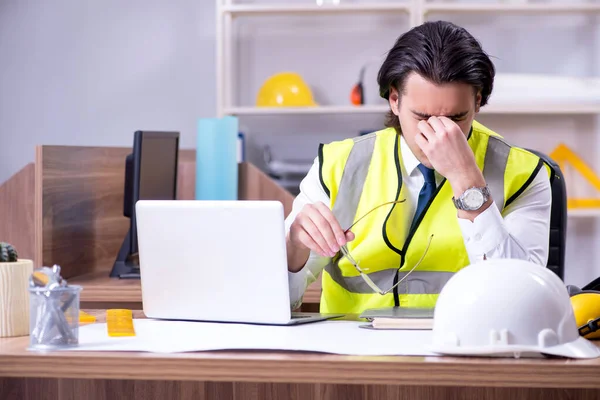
[{"x1": 430, "y1": 336, "x2": 600, "y2": 359}]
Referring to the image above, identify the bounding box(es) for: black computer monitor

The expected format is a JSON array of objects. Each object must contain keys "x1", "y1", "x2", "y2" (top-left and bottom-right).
[{"x1": 110, "y1": 130, "x2": 180, "y2": 279}]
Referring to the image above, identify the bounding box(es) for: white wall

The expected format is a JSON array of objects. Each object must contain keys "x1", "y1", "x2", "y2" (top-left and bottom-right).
[
  {"x1": 1, "y1": 0, "x2": 599, "y2": 286},
  {"x1": 0, "y1": 0, "x2": 216, "y2": 177}
]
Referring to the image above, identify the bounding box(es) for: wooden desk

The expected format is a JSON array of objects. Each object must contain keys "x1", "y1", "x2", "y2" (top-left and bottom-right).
[
  {"x1": 71, "y1": 271, "x2": 323, "y2": 311},
  {"x1": 70, "y1": 272, "x2": 143, "y2": 309},
  {"x1": 1, "y1": 311, "x2": 600, "y2": 400}
]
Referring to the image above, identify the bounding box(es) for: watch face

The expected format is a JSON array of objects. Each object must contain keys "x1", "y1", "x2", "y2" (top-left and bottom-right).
[{"x1": 463, "y1": 189, "x2": 484, "y2": 209}]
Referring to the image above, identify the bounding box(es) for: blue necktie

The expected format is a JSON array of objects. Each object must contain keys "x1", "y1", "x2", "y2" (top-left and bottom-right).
[{"x1": 411, "y1": 164, "x2": 436, "y2": 232}]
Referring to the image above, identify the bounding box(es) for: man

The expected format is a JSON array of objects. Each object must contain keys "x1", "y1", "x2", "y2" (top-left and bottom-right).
[{"x1": 285, "y1": 21, "x2": 553, "y2": 314}]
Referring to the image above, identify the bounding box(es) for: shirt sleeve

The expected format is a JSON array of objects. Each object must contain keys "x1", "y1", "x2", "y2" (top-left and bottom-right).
[
  {"x1": 456, "y1": 167, "x2": 552, "y2": 266},
  {"x1": 285, "y1": 157, "x2": 332, "y2": 310}
]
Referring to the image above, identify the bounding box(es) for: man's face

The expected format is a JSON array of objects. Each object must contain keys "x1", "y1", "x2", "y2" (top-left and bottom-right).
[{"x1": 388, "y1": 72, "x2": 481, "y2": 169}]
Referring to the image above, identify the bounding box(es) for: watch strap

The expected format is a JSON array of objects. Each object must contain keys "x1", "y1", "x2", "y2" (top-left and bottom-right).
[{"x1": 452, "y1": 185, "x2": 490, "y2": 211}]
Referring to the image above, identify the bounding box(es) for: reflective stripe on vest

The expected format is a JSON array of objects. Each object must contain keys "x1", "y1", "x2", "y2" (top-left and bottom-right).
[
  {"x1": 323, "y1": 134, "x2": 511, "y2": 295},
  {"x1": 483, "y1": 136, "x2": 511, "y2": 211},
  {"x1": 331, "y1": 134, "x2": 376, "y2": 230}
]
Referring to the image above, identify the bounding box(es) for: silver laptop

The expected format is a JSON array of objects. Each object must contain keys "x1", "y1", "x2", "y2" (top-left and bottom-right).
[{"x1": 135, "y1": 200, "x2": 343, "y2": 325}]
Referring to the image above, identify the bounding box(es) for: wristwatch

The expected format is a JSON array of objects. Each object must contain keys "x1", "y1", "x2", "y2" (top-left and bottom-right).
[{"x1": 452, "y1": 185, "x2": 490, "y2": 211}]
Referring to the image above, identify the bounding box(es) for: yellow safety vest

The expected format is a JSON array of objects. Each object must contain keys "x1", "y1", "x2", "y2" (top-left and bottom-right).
[{"x1": 318, "y1": 121, "x2": 553, "y2": 315}]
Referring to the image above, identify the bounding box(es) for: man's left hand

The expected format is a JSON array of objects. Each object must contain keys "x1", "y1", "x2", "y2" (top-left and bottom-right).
[{"x1": 415, "y1": 116, "x2": 485, "y2": 194}]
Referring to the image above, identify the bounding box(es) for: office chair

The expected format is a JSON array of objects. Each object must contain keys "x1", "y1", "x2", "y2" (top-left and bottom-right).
[{"x1": 526, "y1": 149, "x2": 567, "y2": 281}]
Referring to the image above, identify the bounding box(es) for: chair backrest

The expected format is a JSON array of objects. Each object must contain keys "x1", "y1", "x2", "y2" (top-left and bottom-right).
[{"x1": 525, "y1": 149, "x2": 567, "y2": 280}]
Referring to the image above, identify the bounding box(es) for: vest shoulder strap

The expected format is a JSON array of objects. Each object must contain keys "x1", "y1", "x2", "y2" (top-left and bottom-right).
[
  {"x1": 331, "y1": 133, "x2": 378, "y2": 230},
  {"x1": 482, "y1": 135, "x2": 511, "y2": 211}
]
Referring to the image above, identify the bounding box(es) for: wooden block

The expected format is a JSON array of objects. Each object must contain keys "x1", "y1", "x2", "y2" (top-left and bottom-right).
[{"x1": 0, "y1": 259, "x2": 34, "y2": 337}]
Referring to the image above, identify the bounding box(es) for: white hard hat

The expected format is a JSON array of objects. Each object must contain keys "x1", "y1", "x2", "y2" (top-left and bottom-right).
[{"x1": 430, "y1": 258, "x2": 600, "y2": 359}]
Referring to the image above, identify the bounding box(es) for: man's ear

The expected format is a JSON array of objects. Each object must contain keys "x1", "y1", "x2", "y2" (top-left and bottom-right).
[
  {"x1": 389, "y1": 86, "x2": 400, "y2": 115},
  {"x1": 475, "y1": 91, "x2": 482, "y2": 113}
]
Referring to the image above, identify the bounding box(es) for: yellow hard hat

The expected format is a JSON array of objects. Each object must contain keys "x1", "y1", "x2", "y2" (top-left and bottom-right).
[
  {"x1": 570, "y1": 292, "x2": 600, "y2": 340},
  {"x1": 256, "y1": 72, "x2": 317, "y2": 107}
]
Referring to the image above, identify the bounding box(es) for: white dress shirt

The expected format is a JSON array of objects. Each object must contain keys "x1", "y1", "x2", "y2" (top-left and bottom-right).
[{"x1": 285, "y1": 135, "x2": 552, "y2": 310}]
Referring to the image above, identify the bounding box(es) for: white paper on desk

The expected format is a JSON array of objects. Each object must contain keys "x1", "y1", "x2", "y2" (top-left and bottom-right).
[{"x1": 64, "y1": 319, "x2": 436, "y2": 355}]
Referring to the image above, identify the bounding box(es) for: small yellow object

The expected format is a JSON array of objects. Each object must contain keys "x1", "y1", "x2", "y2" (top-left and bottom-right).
[
  {"x1": 571, "y1": 292, "x2": 600, "y2": 340},
  {"x1": 32, "y1": 270, "x2": 50, "y2": 286},
  {"x1": 106, "y1": 309, "x2": 136, "y2": 337},
  {"x1": 549, "y1": 143, "x2": 600, "y2": 209},
  {"x1": 256, "y1": 72, "x2": 317, "y2": 107},
  {"x1": 79, "y1": 310, "x2": 96, "y2": 324}
]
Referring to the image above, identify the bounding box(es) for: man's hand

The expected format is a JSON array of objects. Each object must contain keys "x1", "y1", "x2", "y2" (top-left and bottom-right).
[
  {"x1": 415, "y1": 116, "x2": 485, "y2": 194},
  {"x1": 287, "y1": 202, "x2": 355, "y2": 272},
  {"x1": 415, "y1": 116, "x2": 492, "y2": 221}
]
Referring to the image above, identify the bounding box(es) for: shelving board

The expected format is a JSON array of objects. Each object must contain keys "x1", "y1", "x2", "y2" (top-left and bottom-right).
[
  {"x1": 222, "y1": 3, "x2": 411, "y2": 15},
  {"x1": 567, "y1": 209, "x2": 600, "y2": 218},
  {"x1": 424, "y1": 3, "x2": 600, "y2": 14},
  {"x1": 221, "y1": 2, "x2": 600, "y2": 15},
  {"x1": 482, "y1": 103, "x2": 600, "y2": 114},
  {"x1": 224, "y1": 105, "x2": 388, "y2": 115},
  {"x1": 224, "y1": 103, "x2": 600, "y2": 116}
]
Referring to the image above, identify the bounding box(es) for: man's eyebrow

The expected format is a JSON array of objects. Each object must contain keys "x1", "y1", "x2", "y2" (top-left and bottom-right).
[{"x1": 411, "y1": 110, "x2": 469, "y2": 119}]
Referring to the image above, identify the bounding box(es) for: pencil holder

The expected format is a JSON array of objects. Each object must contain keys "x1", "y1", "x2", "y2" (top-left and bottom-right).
[{"x1": 28, "y1": 284, "x2": 82, "y2": 350}]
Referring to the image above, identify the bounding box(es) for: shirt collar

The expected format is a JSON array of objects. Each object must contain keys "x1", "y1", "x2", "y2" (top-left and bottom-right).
[{"x1": 399, "y1": 134, "x2": 421, "y2": 176}]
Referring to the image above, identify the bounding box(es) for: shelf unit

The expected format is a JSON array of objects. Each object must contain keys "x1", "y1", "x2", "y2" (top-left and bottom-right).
[
  {"x1": 215, "y1": 0, "x2": 600, "y2": 219},
  {"x1": 216, "y1": 0, "x2": 600, "y2": 117}
]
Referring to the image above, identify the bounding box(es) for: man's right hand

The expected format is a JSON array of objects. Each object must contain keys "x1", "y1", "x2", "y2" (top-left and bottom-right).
[{"x1": 286, "y1": 202, "x2": 355, "y2": 272}]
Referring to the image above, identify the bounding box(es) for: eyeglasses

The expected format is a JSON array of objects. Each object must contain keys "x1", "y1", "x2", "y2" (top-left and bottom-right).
[{"x1": 339, "y1": 200, "x2": 434, "y2": 296}]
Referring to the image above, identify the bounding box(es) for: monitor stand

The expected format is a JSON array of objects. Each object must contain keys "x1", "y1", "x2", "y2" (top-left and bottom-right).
[{"x1": 109, "y1": 231, "x2": 140, "y2": 279}]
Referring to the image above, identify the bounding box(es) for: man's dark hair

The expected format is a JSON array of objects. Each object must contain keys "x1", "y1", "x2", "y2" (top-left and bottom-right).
[{"x1": 377, "y1": 20, "x2": 495, "y2": 132}]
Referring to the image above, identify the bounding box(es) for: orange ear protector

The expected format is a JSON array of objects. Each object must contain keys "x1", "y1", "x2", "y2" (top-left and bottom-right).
[
  {"x1": 567, "y1": 277, "x2": 600, "y2": 340},
  {"x1": 350, "y1": 64, "x2": 366, "y2": 106},
  {"x1": 350, "y1": 58, "x2": 382, "y2": 106}
]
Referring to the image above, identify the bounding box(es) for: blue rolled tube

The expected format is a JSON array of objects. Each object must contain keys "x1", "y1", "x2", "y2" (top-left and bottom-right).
[{"x1": 195, "y1": 116, "x2": 238, "y2": 200}]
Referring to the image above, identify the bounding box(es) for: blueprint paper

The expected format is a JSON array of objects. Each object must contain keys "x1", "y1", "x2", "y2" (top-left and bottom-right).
[{"x1": 61, "y1": 319, "x2": 436, "y2": 355}]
